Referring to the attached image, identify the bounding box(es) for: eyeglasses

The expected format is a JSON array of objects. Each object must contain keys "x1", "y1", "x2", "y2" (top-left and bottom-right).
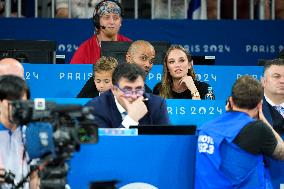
[{"x1": 115, "y1": 85, "x2": 145, "y2": 97}]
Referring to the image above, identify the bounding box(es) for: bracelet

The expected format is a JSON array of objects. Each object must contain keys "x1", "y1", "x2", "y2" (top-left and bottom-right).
[{"x1": 191, "y1": 91, "x2": 200, "y2": 98}]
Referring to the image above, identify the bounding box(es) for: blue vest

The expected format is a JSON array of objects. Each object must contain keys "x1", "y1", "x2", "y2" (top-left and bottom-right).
[
  {"x1": 195, "y1": 111, "x2": 272, "y2": 189},
  {"x1": 266, "y1": 133, "x2": 284, "y2": 189}
]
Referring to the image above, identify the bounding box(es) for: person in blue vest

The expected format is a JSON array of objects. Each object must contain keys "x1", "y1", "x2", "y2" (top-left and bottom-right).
[{"x1": 195, "y1": 75, "x2": 284, "y2": 189}]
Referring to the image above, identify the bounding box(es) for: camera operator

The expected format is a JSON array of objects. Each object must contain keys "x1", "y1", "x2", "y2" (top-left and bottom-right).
[{"x1": 0, "y1": 75, "x2": 39, "y2": 189}]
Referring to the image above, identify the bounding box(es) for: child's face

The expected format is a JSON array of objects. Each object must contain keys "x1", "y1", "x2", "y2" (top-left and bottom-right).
[{"x1": 94, "y1": 71, "x2": 113, "y2": 93}]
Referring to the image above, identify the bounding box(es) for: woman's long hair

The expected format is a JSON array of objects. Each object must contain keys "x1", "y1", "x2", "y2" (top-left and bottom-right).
[{"x1": 159, "y1": 45, "x2": 195, "y2": 98}]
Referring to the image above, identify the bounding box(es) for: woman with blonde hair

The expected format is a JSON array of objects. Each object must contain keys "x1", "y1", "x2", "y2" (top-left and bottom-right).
[{"x1": 153, "y1": 45, "x2": 212, "y2": 99}]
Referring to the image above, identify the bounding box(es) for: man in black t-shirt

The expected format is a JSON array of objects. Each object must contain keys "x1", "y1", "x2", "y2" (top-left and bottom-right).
[
  {"x1": 233, "y1": 120, "x2": 277, "y2": 156},
  {"x1": 224, "y1": 75, "x2": 282, "y2": 159},
  {"x1": 195, "y1": 75, "x2": 284, "y2": 189}
]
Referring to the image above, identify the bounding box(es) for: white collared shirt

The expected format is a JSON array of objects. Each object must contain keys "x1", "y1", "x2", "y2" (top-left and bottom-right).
[
  {"x1": 264, "y1": 95, "x2": 284, "y2": 108},
  {"x1": 114, "y1": 97, "x2": 138, "y2": 129},
  {"x1": 0, "y1": 126, "x2": 29, "y2": 189}
]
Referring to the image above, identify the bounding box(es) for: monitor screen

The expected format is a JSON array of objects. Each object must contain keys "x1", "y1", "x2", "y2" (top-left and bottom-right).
[
  {"x1": 101, "y1": 41, "x2": 215, "y2": 65},
  {"x1": 258, "y1": 59, "x2": 267, "y2": 66},
  {"x1": 192, "y1": 55, "x2": 215, "y2": 65},
  {"x1": 0, "y1": 40, "x2": 56, "y2": 64},
  {"x1": 129, "y1": 125, "x2": 196, "y2": 135},
  {"x1": 101, "y1": 41, "x2": 171, "y2": 65}
]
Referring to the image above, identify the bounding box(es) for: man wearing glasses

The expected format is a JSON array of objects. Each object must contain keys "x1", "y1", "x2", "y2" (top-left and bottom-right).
[{"x1": 85, "y1": 63, "x2": 169, "y2": 128}]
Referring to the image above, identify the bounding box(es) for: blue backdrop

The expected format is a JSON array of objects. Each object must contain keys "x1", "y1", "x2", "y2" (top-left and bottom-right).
[
  {"x1": 51, "y1": 98, "x2": 284, "y2": 189},
  {"x1": 24, "y1": 64, "x2": 263, "y2": 100},
  {"x1": 0, "y1": 18, "x2": 283, "y2": 65},
  {"x1": 68, "y1": 135, "x2": 197, "y2": 189},
  {"x1": 48, "y1": 98, "x2": 225, "y2": 127}
]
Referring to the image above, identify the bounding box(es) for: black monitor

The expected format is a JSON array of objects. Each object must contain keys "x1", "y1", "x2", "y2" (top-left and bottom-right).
[
  {"x1": 258, "y1": 59, "x2": 267, "y2": 66},
  {"x1": 278, "y1": 48, "x2": 284, "y2": 59},
  {"x1": 192, "y1": 55, "x2": 215, "y2": 65},
  {"x1": 101, "y1": 41, "x2": 215, "y2": 65},
  {"x1": 101, "y1": 41, "x2": 171, "y2": 65},
  {"x1": 0, "y1": 39, "x2": 56, "y2": 64},
  {"x1": 129, "y1": 125, "x2": 196, "y2": 135}
]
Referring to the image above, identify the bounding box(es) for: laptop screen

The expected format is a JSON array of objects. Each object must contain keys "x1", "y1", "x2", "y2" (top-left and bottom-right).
[
  {"x1": 0, "y1": 39, "x2": 56, "y2": 64},
  {"x1": 101, "y1": 41, "x2": 171, "y2": 65},
  {"x1": 129, "y1": 125, "x2": 196, "y2": 135}
]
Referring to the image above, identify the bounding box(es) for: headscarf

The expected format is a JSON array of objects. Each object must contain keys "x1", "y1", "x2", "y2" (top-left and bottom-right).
[{"x1": 96, "y1": 1, "x2": 121, "y2": 16}]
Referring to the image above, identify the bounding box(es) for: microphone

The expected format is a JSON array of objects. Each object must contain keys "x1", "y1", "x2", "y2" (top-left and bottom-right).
[{"x1": 100, "y1": 25, "x2": 106, "y2": 29}]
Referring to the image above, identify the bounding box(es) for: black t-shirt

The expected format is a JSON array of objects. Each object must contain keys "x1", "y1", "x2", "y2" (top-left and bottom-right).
[
  {"x1": 233, "y1": 120, "x2": 277, "y2": 156},
  {"x1": 77, "y1": 77, "x2": 99, "y2": 98},
  {"x1": 153, "y1": 80, "x2": 210, "y2": 99}
]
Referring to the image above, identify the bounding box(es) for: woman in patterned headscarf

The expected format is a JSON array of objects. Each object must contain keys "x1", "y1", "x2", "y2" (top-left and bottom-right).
[{"x1": 70, "y1": 0, "x2": 131, "y2": 64}]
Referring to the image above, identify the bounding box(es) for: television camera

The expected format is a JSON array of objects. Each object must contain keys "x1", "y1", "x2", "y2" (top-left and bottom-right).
[{"x1": 3, "y1": 98, "x2": 98, "y2": 189}]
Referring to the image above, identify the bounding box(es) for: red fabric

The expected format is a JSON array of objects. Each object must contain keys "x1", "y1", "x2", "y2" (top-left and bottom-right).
[{"x1": 70, "y1": 34, "x2": 131, "y2": 64}]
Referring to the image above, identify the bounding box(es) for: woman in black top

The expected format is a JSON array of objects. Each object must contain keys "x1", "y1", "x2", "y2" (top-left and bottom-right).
[{"x1": 153, "y1": 45, "x2": 212, "y2": 99}]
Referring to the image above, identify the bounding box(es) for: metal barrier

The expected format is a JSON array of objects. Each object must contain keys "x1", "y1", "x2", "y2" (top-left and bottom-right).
[{"x1": 2, "y1": 0, "x2": 277, "y2": 19}]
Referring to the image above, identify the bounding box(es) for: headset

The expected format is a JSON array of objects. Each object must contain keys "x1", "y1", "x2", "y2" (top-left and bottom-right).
[{"x1": 92, "y1": 0, "x2": 124, "y2": 30}]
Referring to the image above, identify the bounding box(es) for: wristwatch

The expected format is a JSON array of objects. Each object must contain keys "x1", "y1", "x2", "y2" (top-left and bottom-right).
[{"x1": 191, "y1": 91, "x2": 200, "y2": 98}]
